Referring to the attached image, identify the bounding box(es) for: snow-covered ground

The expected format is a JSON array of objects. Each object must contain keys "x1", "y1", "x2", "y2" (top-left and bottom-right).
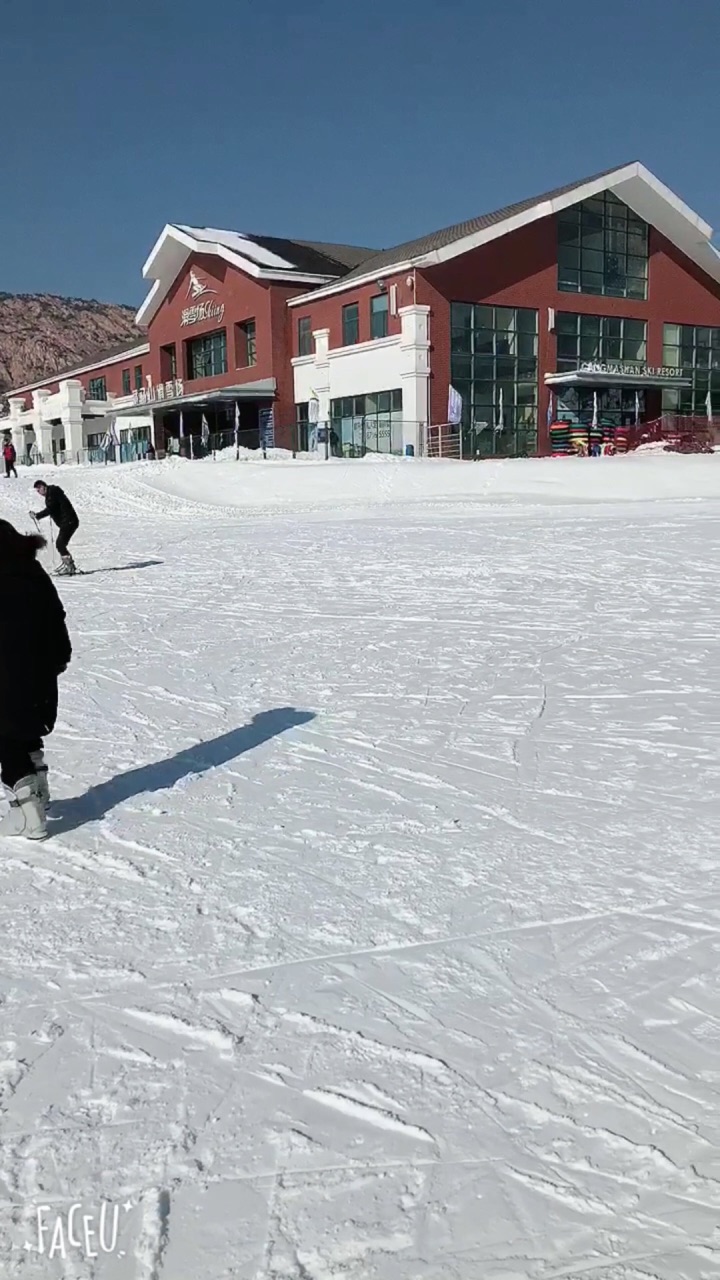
[{"x1": 1, "y1": 453, "x2": 720, "y2": 1279}]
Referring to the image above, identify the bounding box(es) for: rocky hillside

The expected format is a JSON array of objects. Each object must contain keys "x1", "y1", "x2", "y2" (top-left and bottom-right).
[{"x1": 0, "y1": 293, "x2": 143, "y2": 395}]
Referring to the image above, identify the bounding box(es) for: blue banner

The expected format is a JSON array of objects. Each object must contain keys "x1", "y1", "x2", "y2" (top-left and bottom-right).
[{"x1": 259, "y1": 408, "x2": 275, "y2": 449}]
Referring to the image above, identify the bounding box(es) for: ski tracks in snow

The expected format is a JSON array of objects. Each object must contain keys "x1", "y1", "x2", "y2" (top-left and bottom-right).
[{"x1": 0, "y1": 477, "x2": 719, "y2": 1275}]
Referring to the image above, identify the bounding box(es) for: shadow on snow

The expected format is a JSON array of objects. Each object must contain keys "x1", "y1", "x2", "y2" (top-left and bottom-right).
[
  {"x1": 52, "y1": 707, "x2": 315, "y2": 835},
  {"x1": 77, "y1": 559, "x2": 164, "y2": 577}
]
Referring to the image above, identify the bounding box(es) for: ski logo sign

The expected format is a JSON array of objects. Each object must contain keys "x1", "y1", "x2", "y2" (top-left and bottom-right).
[
  {"x1": 181, "y1": 270, "x2": 225, "y2": 326},
  {"x1": 186, "y1": 270, "x2": 216, "y2": 301}
]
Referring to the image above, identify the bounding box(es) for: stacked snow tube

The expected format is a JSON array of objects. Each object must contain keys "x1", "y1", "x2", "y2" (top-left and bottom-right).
[
  {"x1": 549, "y1": 421, "x2": 572, "y2": 454},
  {"x1": 614, "y1": 426, "x2": 629, "y2": 454}
]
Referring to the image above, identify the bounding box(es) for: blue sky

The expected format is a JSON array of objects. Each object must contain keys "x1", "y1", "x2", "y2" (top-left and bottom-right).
[{"x1": 4, "y1": 0, "x2": 720, "y2": 306}]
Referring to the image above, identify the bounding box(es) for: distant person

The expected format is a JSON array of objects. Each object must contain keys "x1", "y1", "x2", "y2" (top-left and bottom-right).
[
  {"x1": 146, "y1": 442, "x2": 156, "y2": 460},
  {"x1": 3, "y1": 440, "x2": 17, "y2": 478},
  {"x1": 31, "y1": 481, "x2": 80, "y2": 576},
  {"x1": 0, "y1": 519, "x2": 72, "y2": 839}
]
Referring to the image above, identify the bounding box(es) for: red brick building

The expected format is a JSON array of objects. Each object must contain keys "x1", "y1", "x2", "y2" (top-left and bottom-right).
[{"x1": 6, "y1": 162, "x2": 720, "y2": 460}]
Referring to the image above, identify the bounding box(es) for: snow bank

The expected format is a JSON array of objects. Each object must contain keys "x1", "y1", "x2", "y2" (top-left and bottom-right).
[{"x1": 24, "y1": 451, "x2": 720, "y2": 522}]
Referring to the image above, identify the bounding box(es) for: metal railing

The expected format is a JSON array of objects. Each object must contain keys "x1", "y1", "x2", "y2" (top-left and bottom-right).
[
  {"x1": 423, "y1": 423, "x2": 538, "y2": 459},
  {"x1": 625, "y1": 415, "x2": 718, "y2": 453}
]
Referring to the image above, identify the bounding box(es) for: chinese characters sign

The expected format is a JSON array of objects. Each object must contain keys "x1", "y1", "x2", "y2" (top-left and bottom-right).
[{"x1": 180, "y1": 300, "x2": 226, "y2": 327}]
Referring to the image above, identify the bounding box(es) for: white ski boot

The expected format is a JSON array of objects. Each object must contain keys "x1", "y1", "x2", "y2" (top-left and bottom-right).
[
  {"x1": 0, "y1": 775, "x2": 48, "y2": 841},
  {"x1": 55, "y1": 556, "x2": 76, "y2": 577},
  {"x1": 30, "y1": 750, "x2": 50, "y2": 812}
]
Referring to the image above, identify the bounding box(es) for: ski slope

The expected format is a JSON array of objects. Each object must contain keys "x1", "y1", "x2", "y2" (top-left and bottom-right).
[{"x1": 1, "y1": 452, "x2": 719, "y2": 1279}]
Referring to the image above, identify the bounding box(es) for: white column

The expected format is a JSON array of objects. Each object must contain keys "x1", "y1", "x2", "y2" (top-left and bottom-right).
[
  {"x1": 399, "y1": 305, "x2": 431, "y2": 454},
  {"x1": 7, "y1": 397, "x2": 29, "y2": 458},
  {"x1": 57, "y1": 379, "x2": 85, "y2": 458},
  {"x1": 312, "y1": 328, "x2": 331, "y2": 458},
  {"x1": 32, "y1": 389, "x2": 54, "y2": 461}
]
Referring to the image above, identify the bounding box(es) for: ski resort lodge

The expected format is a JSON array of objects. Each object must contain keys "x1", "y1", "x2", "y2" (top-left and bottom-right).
[{"x1": 4, "y1": 161, "x2": 720, "y2": 461}]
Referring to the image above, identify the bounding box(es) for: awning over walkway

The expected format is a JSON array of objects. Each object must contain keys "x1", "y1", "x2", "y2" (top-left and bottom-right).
[
  {"x1": 113, "y1": 378, "x2": 276, "y2": 416},
  {"x1": 545, "y1": 364, "x2": 691, "y2": 390}
]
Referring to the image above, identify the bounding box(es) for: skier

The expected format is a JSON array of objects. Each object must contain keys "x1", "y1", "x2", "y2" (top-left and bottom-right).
[
  {"x1": 31, "y1": 480, "x2": 80, "y2": 576},
  {"x1": 0, "y1": 519, "x2": 72, "y2": 839},
  {"x1": 3, "y1": 439, "x2": 17, "y2": 478}
]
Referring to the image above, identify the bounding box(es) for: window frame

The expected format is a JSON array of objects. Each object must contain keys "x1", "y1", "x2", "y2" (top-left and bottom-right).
[
  {"x1": 556, "y1": 312, "x2": 648, "y2": 371},
  {"x1": 558, "y1": 193, "x2": 649, "y2": 300},
  {"x1": 342, "y1": 302, "x2": 360, "y2": 346},
  {"x1": 662, "y1": 321, "x2": 720, "y2": 415},
  {"x1": 121, "y1": 369, "x2": 131, "y2": 396},
  {"x1": 450, "y1": 302, "x2": 539, "y2": 457},
  {"x1": 329, "y1": 387, "x2": 403, "y2": 454},
  {"x1": 297, "y1": 316, "x2": 313, "y2": 357},
  {"x1": 236, "y1": 318, "x2": 257, "y2": 368},
  {"x1": 186, "y1": 328, "x2": 228, "y2": 381},
  {"x1": 161, "y1": 343, "x2": 177, "y2": 381},
  {"x1": 370, "y1": 293, "x2": 389, "y2": 340},
  {"x1": 88, "y1": 376, "x2": 107, "y2": 401}
]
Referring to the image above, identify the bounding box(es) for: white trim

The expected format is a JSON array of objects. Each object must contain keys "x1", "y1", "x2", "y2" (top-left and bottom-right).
[
  {"x1": 287, "y1": 262, "x2": 414, "y2": 307},
  {"x1": 6, "y1": 343, "x2": 150, "y2": 397},
  {"x1": 327, "y1": 335, "x2": 401, "y2": 360},
  {"x1": 291, "y1": 334, "x2": 403, "y2": 369},
  {"x1": 285, "y1": 163, "x2": 720, "y2": 306}
]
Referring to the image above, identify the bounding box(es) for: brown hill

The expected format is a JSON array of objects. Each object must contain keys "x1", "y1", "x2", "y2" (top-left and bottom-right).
[{"x1": 0, "y1": 293, "x2": 143, "y2": 395}]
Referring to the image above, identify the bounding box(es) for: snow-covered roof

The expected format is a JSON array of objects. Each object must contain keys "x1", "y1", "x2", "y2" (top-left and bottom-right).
[
  {"x1": 136, "y1": 225, "x2": 375, "y2": 327},
  {"x1": 176, "y1": 227, "x2": 298, "y2": 271}
]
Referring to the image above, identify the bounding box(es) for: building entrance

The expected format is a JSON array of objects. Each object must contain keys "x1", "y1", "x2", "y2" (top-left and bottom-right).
[{"x1": 556, "y1": 384, "x2": 649, "y2": 429}]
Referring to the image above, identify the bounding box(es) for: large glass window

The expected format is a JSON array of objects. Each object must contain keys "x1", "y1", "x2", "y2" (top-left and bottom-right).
[
  {"x1": 558, "y1": 193, "x2": 649, "y2": 299},
  {"x1": 88, "y1": 376, "x2": 107, "y2": 400},
  {"x1": 186, "y1": 329, "x2": 228, "y2": 380},
  {"x1": 298, "y1": 316, "x2": 312, "y2": 356},
  {"x1": 134, "y1": 365, "x2": 143, "y2": 390},
  {"x1": 370, "y1": 293, "x2": 389, "y2": 339},
  {"x1": 342, "y1": 303, "x2": 359, "y2": 346},
  {"x1": 330, "y1": 388, "x2": 403, "y2": 454},
  {"x1": 662, "y1": 322, "x2": 720, "y2": 413},
  {"x1": 450, "y1": 303, "x2": 538, "y2": 456},
  {"x1": 121, "y1": 369, "x2": 131, "y2": 396},
  {"x1": 556, "y1": 313, "x2": 647, "y2": 371}
]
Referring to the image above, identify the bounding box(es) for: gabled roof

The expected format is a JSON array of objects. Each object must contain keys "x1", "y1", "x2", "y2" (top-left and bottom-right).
[
  {"x1": 288, "y1": 162, "x2": 720, "y2": 304},
  {"x1": 136, "y1": 224, "x2": 377, "y2": 326},
  {"x1": 335, "y1": 165, "x2": 629, "y2": 284}
]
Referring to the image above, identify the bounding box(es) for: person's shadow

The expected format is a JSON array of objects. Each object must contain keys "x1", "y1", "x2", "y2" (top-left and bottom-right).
[
  {"x1": 79, "y1": 559, "x2": 164, "y2": 577},
  {"x1": 51, "y1": 707, "x2": 315, "y2": 836}
]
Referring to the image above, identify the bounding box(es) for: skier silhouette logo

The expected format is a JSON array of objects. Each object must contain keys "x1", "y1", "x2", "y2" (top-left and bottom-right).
[{"x1": 187, "y1": 271, "x2": 216, "y2": 300}]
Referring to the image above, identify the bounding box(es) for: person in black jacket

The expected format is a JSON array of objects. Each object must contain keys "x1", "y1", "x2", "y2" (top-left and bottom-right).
[
  {"x1": 32, "y1": 481, "x2": 80, "y2": 575},
  {"x1": 0, "y1": 520, "x2": 72, "y2": 840}
]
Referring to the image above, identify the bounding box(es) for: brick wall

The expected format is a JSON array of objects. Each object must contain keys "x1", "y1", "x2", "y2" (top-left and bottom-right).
[{"x1": 288, "y1": 273, "x2": 413, "y2": 356}]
